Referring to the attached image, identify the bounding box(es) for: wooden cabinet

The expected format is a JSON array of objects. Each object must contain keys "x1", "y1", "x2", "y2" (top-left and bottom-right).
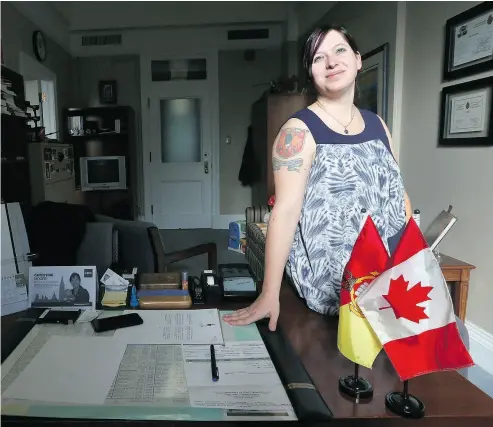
[{"x1": 251, "y1": 93, "x2": 308, "y2": 205}]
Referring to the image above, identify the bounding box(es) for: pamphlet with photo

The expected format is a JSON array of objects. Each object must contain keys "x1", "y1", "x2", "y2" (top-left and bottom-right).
[{"x1": 29, "y1": 266, "x2": 97, "y2": 310}]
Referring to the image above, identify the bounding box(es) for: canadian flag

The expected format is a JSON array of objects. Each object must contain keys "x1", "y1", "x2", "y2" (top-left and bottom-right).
[{"x1": 357, "y1": 218, "x2": 474, "y2": 381}]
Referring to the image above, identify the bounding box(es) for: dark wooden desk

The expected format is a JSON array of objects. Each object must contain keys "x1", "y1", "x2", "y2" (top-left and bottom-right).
[
  {"x1": 2, "y1": 283, "x2": 492, "y2": 426},
  {"x1": 276, "y1": 281, "x2": 493, "y2": 426},
  {"x1": 440, "y1": 254, "x2": 476, "y2": 322}
]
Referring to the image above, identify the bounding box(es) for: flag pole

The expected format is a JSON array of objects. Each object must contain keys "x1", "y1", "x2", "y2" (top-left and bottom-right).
[
  {"x1": 385, "y1": 380, "x2": 425, "y2": 419},
  {"x1": 338, "y1": 363, "x2": 373, "y2": 399}
]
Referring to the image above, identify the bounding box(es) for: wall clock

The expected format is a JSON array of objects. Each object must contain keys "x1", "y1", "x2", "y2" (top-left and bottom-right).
[{"x1": 32, "y1": 30, "x2": 47, "y2": 62}]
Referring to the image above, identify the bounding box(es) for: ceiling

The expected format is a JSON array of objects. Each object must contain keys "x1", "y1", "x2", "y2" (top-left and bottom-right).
[{"x1": 50, "y1": 1, "x2": 296, "y2": 32}]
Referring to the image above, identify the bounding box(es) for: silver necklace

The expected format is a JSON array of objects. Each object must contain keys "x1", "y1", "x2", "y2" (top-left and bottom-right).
[{"x1": 317, "y1": 100, "x2": 355, "y2": 134}]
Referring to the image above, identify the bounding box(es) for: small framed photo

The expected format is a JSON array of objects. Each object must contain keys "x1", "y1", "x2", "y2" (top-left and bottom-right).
[
  {"x1": 443, "y1": 2, "x2": 493, "y2": 81},
  {"x1": 438, "y1": 76, "x2": 493, "y2": 147},
  {"x1": 98, "y1": 80, "x2": 117, "y2": 104}
]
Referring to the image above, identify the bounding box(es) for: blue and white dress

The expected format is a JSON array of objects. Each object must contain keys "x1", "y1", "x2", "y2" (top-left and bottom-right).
[{"x1": 286, "y1": 108, "x2": 407, "y2": 316}]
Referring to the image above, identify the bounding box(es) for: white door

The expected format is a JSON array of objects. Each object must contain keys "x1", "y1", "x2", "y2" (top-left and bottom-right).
[{"x1": 149, "y1": 80, "x2": 213, "y2": 229}]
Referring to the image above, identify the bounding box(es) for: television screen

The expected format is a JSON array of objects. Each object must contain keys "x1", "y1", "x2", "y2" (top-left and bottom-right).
[{"x1": 87, "y1": 158, "x2": 119, "y2": 184}]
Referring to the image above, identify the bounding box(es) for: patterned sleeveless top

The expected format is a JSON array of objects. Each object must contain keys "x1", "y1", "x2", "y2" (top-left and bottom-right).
[{"x1": 286, "y1": 108, "x2": 406, "y2": 316}]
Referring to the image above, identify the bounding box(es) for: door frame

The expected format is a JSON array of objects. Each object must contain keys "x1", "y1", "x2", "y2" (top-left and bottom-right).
[
  {"x1": 19, "y1": 52, "x2": 59, "y2": 136},
  {"x1": 140, "y1": 49, "x2": 220, "y2": 228}
]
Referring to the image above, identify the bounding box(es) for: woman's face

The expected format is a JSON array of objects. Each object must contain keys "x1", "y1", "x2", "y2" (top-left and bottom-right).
[{"x1": 310, "y1": 30, "x2": 361, "y2": 96}]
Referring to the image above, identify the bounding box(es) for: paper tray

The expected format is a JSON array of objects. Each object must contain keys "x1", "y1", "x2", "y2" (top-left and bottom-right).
[{"x1": 256, "y1": 319, "x2": 333, "y2": 421}]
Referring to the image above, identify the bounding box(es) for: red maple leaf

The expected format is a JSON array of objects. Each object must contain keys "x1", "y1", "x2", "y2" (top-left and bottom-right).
[{"x1": 380, "y1": 275, "x2": 433, "y2": 323}]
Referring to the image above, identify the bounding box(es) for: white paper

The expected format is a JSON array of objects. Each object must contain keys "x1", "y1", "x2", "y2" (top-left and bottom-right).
[
  {"x1": 449, "y1": 90, "x2": 487, "y2": 134},
  {"x1": 100, "y1": 268, "x2": 128, "y2": 290},
  {"x1": 1, "y1": 203, "x2": 29, "y2": 315},
  {"x1": 183, "y1": 342, "x2": 280, "y2": 388},
  {"x1": 3, "y1": 336, "x2": 127, "y2": 404},
  {"x1": 188, "y1": 385, "x2": 293, "y2": 411},
  {"x1": 453, "y1": 12, "x2": 493, "y2": 67},
  {"x1": 105, "y1": 344, "x2": 189, "y2": 406},
  {"x1": 183, "y1": 342, "x2": 290, "y2": 410},
  {"x1": 113, "y1": 309, "x2": 224, "y2": 345}
]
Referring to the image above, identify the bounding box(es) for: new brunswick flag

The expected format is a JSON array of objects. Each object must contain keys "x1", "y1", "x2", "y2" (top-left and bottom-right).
[{"x1": 337, "y1": 216, "x2": 389, "y2": 368}]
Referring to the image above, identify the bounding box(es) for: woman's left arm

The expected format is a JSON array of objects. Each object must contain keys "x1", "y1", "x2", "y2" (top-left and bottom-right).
[{"x1": 377, "y1": 116, "x2": 413, "y2": 222}]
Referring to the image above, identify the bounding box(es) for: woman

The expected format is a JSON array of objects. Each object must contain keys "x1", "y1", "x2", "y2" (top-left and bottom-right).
[{"x1": 223, "y1": 25, "x2": 412, "y2": 331}]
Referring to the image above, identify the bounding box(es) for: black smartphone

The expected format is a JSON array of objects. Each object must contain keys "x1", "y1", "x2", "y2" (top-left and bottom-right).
[{"x1": 91, "y1": 313, "x2": 143, "y2": 333}]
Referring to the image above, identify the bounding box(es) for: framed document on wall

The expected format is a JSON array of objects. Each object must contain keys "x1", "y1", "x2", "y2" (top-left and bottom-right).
[
  {"x1": 443, "y1": 2, "x2": 493, "y2": 81},
  {"x1": 356, "y1": 43, "x2": 389, "y2": 124},
  {"x1": 438, "y1": 76, "x2": 493, "y2": 146}
]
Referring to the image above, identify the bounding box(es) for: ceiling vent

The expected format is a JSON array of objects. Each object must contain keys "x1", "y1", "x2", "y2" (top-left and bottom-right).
[
  {"x1": 81, "y1": 34, "x2": 122, "y2": 46},
  {"x1": 227, "y1": 29, "x2": 269, "y2": 40}
]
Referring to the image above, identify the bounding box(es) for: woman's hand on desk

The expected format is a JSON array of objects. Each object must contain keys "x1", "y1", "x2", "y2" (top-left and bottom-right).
[{"x1": 222, "y1": 291, "x2": 280, "y2": 331}]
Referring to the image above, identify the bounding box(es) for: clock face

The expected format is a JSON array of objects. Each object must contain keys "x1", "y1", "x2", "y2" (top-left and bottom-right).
[{"x1": 33, "y1": 31, "x2": 46, "y2": 62}]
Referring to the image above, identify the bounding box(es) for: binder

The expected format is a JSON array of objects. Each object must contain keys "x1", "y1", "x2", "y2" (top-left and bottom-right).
[{"x1": 256, "y1": 320, "x2": 333, "y2": 421}]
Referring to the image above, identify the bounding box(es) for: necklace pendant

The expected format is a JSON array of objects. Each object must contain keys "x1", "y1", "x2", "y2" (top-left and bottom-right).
[{"x1": 344, "y1": 129, "x2": 349, "y2": 134}]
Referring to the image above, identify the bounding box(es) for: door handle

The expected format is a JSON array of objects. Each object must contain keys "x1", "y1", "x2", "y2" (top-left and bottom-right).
[{"x1": 204, "y1": 152, "x2": 209, "y2": 174}]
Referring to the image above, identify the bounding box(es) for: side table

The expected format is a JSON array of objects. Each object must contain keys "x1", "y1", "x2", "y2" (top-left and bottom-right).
[{"x1": 440, "y1": 254, "x2": 476, "y2": 322}]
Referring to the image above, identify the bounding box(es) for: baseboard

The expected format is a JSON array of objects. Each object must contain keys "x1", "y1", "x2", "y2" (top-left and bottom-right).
[
  {"x1": 213, "y1": 214, "x2": 246, "y2": 230},
  {"x1": 465, "y1": 320, "x2": 493, "y2": 376}
]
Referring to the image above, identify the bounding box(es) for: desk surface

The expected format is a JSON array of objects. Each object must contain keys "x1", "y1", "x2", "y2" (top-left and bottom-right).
[
  {"x1": 276, "y1": 281, "x2": 492, "y2": 426},
  {"x1": 439, "y1": 254, "x2": 476, "y2": 270},
  {"x1": 2, "y1": 281, "x2": 492, "y2": 426}
]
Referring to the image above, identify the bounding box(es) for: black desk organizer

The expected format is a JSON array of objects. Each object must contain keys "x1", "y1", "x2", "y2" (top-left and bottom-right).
[{"x1": 256, "y1": 319, "x2": 333, "y2": 422}]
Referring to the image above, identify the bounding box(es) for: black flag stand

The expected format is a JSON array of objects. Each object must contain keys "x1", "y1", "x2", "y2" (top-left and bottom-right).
[
  {"x1": 339, "y1": 363, "x2": 373, "y2": 399},
  {"x1": 385, "y1": 380, "x2": 425, "y2": 419}
]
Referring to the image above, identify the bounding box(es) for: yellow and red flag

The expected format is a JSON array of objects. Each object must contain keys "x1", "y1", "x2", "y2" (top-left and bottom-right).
[{"x1": 337, "y1": 215, "x2": 388, "y2": 368}]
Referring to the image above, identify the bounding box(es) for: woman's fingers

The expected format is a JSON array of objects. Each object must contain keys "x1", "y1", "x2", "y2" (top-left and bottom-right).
[
  {"x1": 223, "y1": 307, "x2": 249, "y2": 319},
  {"x1": 227, "y1": 311, "x2": 261, "y2": 325}
]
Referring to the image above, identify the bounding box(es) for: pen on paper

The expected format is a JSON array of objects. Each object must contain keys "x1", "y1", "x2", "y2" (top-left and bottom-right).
[{"x1": 210, "y1": 344, "x2": 219, "y2": 382}]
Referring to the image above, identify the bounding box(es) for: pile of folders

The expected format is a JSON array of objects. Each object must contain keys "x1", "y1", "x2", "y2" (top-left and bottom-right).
[{"x1": 137, "y1": 272, "x2": 192, "y2": 309}]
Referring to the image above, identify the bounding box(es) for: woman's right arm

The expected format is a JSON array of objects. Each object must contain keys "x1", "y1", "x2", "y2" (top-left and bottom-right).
[
  {"x1": 222, "y1": 119, "x2": 316, "y2": 330},
  {"x1": 262, "y1": 119, "x2": 316, "y2": 299}
]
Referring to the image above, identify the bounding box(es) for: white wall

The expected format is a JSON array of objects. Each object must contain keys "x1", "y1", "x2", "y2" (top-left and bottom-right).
[
  {"x1": 58, "y1": 1, "x2": 288, "y2": 31},
  {"x1": 218, "y1": 48, "x2": 282, "y2": 215},
  {"x1": 11, "y1": 1, "x2": 70, "y2": 52},
  {"x1": 1, "y1": 2, "x2": 72, "y2": 131},
  {"x1": 295, "y1": 1, "x2": 337, "y2": 35},
  {"x1": 400, "y1": 1, "x2": 493, "y2": 334}
]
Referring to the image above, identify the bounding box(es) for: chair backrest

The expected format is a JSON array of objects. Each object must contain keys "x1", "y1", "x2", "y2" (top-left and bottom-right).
[{"x1": 76, "y1": 222, "x2": 118, "y2": 277}]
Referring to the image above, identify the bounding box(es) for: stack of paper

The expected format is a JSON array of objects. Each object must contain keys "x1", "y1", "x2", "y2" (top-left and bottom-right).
[
  {"x1": 1, "y1": 77, "x2": 27, "y2": 117},
  {"x1": 100, "y1": 269, "x2": 129, "y2": 308}
]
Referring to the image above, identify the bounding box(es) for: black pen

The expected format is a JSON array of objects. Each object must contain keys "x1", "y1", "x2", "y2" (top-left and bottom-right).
[{"x1": 210, "y1": 344, "x2": 219, "y2": 382}]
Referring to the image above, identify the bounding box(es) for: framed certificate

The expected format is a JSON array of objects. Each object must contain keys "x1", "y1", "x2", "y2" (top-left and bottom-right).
[
  {"x1": 443, "y1": 2, "x2": 493, "y2": 81},
  {"x1": 438, "y1": 76, "x2": 493, "y2": 146}
]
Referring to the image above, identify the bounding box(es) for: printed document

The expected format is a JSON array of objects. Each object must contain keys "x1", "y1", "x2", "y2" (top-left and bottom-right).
[
  {"x1": 105, "y1": 344, "x2": 189, "y2": 407},
  {"x1": 113, "y1": 309, "x2": 224, "y2": 345},
  {"x1": 183, "y1": 342, "x2": 292, "y2": 410}
]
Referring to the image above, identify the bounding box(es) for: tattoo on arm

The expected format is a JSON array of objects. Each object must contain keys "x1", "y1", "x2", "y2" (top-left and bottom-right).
[
  {"x1": 275, "y1": 128, "x2": 309, "y2": 159},
  {"x1": 273, "y1": 157, "x2": 304, "y2": 172}
]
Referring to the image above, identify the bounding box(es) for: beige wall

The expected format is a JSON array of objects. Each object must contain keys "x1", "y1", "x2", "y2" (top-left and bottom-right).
[
  {"x1": 399, "y1": 2, "x2": 493, "y2": 333},
  {"x1": 218, "y1": 48, "x2": 282, "y2": 215},
  {"x1": 71, "y1": 56, "x2": 144, "y2": 216},
  {"x1": 1, "y1": 2, "x2": 72, "y2": 128}
]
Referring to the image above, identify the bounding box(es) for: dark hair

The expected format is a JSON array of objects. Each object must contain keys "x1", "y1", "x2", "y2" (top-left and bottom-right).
[
  {"x1": 302, "y1": 24, "x2": 360, "y2": 93},
  {"x1": 70, "y1": 272, "x2": 81, "y2": 282}
]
